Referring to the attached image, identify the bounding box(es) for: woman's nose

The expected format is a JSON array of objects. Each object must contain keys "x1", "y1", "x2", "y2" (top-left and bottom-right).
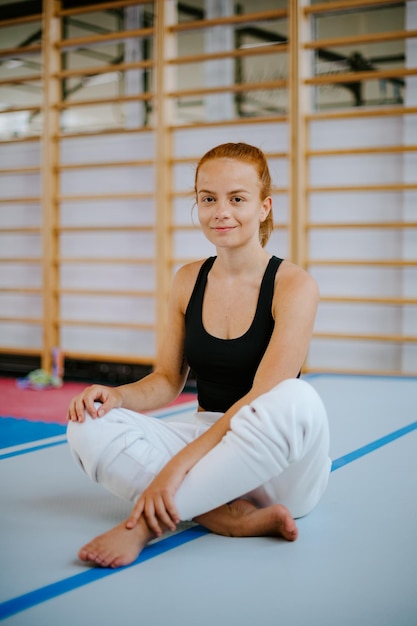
[{"x1": 214, "y1": 198, "x2": 230, "y2": 218}]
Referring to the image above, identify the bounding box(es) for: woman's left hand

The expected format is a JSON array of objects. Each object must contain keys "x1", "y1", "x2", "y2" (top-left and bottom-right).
[
  {"x1": 126, "y1": 459, "x2": 187, "y2": 536},
  {"x1": 126, "y1": 416, "x2": 230, "y2": 536}
]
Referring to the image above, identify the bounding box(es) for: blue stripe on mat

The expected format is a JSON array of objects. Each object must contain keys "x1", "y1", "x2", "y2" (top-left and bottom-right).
[
  {"x1": 0, "y1": 439, "x2": 67, "y2": 461},
  {"x1": 1, "y1": 419, "x2": 416, "y2": 620},
  {"x1": 0, "y1": 525, "x2": 209, "y2": 621},
  {"x1": 331, "y1": 420, "x2": 417, "y2": 471}
]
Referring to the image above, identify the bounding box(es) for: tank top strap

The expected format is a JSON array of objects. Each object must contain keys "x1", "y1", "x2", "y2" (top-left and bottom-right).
[
  {"x1": 197, "y1": 256, "x2": 216, "y2": 284},
  {"x1": 254, "y1": 255, "x2": 283, "y2": 320},
  {"x1": 260, "y1": 256, "x2": 283, "y2": 304},
  {"x1": 186, "y1": 255, "x2": 282, "y2": 321},
  {"x1": 185, "y1": 256, "x2": 216, "y2": 319}
]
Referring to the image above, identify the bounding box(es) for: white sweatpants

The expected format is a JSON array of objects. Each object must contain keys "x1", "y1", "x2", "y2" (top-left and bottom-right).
[{"x1": 66, "y1": 378, "x2": 331, "y2": 520}]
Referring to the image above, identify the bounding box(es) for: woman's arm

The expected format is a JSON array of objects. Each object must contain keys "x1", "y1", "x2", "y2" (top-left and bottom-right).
[
  {"x1": 127, "y1": 262, "x2": 320, "y2": 533},
  {"x1": 67, "y1": 266, "x2": 195, "y2": 422},
  {"x1": 165, "y1": 262, "x2": 319, "y2": 456}
]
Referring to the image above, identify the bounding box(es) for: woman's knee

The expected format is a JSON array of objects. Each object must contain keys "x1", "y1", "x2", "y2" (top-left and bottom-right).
[
  {"x1": 67, "y1": 413, "x2": 99, "y2": 479},
  {"x1": 250, "y1": 378, "x2": 327, "y2": 428},
  {"x1": 270, "y1": 378, "x2": 326, "y2": 413},
  {"x1": 66, "y1": 408, "x2": 130, "y2": 481},
  {"x1": 230, "y1": 377, "x2": 329, "y2": 466}
]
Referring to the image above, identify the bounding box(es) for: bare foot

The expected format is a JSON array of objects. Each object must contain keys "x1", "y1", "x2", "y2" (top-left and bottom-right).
[
  {"x1": 194, "y1": 499, "x2": 298, "y2": 542},
  {"x1": 78, "y1": 500, "x2": 296, "y2": 568},
  {"x1": 78, "y1": 516, "x2": 155, "y2": 568}
]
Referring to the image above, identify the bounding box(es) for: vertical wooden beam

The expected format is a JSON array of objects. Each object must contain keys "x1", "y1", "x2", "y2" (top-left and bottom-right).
[
  {"x1": 205, "y1": 0, "x2": 235, "y2": 120},
  {"x1": 41, "y1": 0, "x2": 61, "y2": 373},
  {"x1": 154, "y1": 0, "x2": 176, "y2": 358},
  {"x1": 289, "y1": 0, "x2": 310, "y2": 267}
]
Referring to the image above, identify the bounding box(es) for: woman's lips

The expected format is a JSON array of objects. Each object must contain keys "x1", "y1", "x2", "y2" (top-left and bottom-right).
[{"x1": 212, "y1": 226, "x2": 236, "y2": 232}]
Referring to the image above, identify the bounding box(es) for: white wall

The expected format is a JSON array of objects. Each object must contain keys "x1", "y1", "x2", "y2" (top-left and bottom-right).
[
  {"x1": 0, "y1": 1, "x2": 416, "y2": 373},
  {"x1": 307, "y1": 114, "x2": 406, "y2": 372},
  {"x1": 0, "y1": 116, "x2": 414, "y2": 368}
]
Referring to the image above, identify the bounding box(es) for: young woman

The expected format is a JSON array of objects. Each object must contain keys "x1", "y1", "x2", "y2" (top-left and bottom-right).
[{"x1": 67, "y1": 142, "x2": 331, "y2": 569}]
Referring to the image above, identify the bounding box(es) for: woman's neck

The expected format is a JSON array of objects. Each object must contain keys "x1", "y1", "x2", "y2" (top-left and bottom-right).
[{"x1": 213, "y1": 245, "x2": 271, "y2": 278}]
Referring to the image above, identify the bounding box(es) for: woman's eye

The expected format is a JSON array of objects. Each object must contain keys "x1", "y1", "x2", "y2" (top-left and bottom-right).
[{"x1": 233, "y1": 197, "x2": 243, "y2": 203}]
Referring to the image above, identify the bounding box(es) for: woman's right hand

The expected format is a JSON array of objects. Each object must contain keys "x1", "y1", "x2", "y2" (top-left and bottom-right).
[{"x1": 67, "y1": 384, "x2": 123, "y2": 423}]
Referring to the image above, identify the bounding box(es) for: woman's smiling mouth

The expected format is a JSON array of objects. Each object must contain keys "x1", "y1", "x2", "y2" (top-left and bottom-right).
[{"x1": 212, "y1": 226, "x2": 237, "y2": 232}]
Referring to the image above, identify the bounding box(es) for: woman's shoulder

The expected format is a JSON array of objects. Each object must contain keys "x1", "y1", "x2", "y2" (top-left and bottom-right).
[
  {"x1": 173, "y1": 258, "x2": 214, "y2": 311},
  {"x1": 175, "y1": 257, "x2": 212, "y2": 283},
  {"x1": 274, "y1": 259, "x2": 319, "y2": 299}
]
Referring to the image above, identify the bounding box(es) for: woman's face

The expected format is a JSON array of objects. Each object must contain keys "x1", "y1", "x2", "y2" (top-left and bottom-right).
[{"x1": 196, "y1": 158, "x2": 271, "y2": 250}]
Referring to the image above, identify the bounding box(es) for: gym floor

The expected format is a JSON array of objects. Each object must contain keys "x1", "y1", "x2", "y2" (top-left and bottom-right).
[{"x1": 1, "y1": 374, "x2": 416, "y2": 625}]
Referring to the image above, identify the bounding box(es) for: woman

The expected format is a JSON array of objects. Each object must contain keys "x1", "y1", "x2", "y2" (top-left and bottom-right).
[{"x1": 67, "y1": 142, "x2": 331, "y2": 569}]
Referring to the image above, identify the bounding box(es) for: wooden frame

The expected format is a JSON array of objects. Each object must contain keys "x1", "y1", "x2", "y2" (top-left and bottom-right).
[
  {"x1": 0, "y1": 0, "x2": 416, "y2": 377},
  {"x1": 41, "y1": 0, "x2": 61, "y2": 373},
  {"x1": 304, "y1": 0, "x2": 413, "y2": 15},
  {"x1": 0, "y1": 0, "x2": 44, "y2": 362},
  {"x1": 300, "y1": 0, "x2": 417, "y2": 375},
  {"x1": 168, "y1": 9, "x2": 288, "y2": 33}
]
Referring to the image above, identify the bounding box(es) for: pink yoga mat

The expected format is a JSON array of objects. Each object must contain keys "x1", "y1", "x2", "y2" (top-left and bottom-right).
[{"x1": 0, "y1": 377, "x2": 196, "y2": 424}]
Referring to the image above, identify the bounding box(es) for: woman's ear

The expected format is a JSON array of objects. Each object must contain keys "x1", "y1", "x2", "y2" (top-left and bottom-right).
[{"x1": 260, "y1": 196, "x2": 272, "y2": 222}]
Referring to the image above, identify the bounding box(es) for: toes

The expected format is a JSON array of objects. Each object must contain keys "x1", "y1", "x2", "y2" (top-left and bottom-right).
[
  {"x1": 110, "y1": 557, "x2": 126, "y2": 569},
  {"x1": 284, "y1": 526, "x2": 298, "y2": 542},
  {"x1": 79, "y1": 542, "x2": 129, "y2": 568},
  {"x1": 280, "y1": 516, "x2": 298, "y2": 542},
  {"x1": 78, "y1": 547, "x2": 92, "y2": 562},
  {"x1": 79, "y1": 544, "x2": 107, "y2": 566}
]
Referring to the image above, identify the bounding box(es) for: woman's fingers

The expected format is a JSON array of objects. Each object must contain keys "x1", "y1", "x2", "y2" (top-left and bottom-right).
[
  {"x1": 67, "y1": 397, "x2": 85, "y2": 422},
  {"x1": 154, "y1": 495, "x2": 178, "y2": 532},
  {"x1": 131, "y1": 494, "x2": 178, "y2": 536},
  {"x1": 67, "y1": 385, "x2": 119, "y2": 422},
  {"x1": 160, "y1": 492, "x2": 180, "y2": 527},
  {"x1": 82, "y1": 386, "x2": 108, "y2": 418},
  {"x1": 143, "y1": 499, "x2": 162, "y2": 535},
  {"x1": 126, "y1": 482, "x2": 181, "y2": 536},
  {"x1": 126, "y1": 499, "x2": 144, "y2": 529}
]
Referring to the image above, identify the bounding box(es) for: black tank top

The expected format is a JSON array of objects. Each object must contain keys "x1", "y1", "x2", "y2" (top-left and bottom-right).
[{"x1": 184, "y1": 255, "x2": 283, "y2": 412}]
